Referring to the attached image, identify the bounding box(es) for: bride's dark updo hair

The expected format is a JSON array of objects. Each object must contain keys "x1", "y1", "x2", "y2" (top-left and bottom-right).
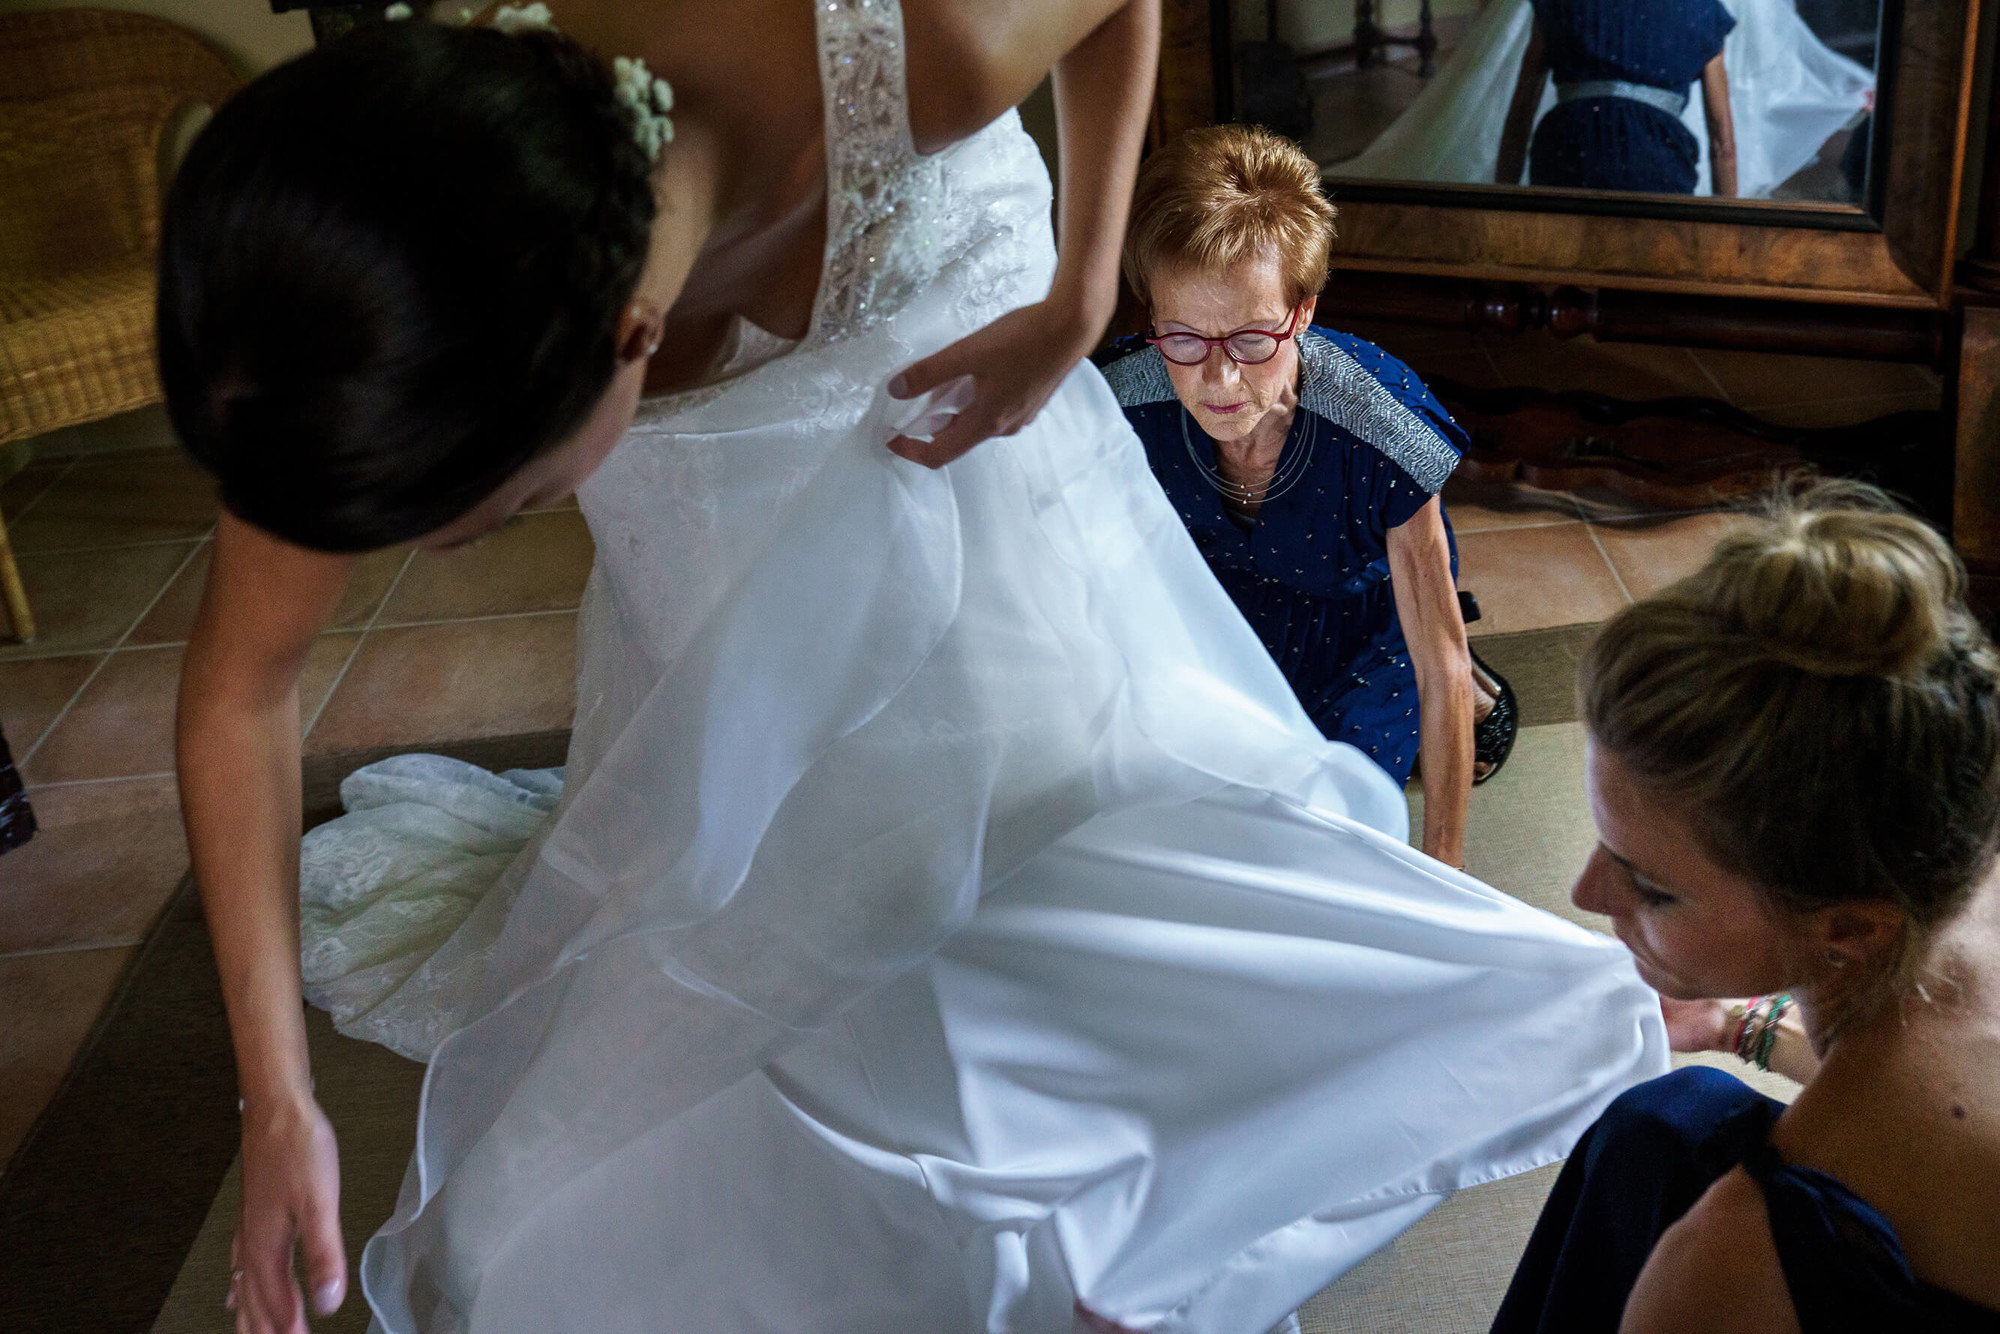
[
  {"x1": 1581, "y1": 481, "x2": 2000, "y2": 1014},
  {"x1": 159, "y1": 19, "x2": 656, "y2": 550}
]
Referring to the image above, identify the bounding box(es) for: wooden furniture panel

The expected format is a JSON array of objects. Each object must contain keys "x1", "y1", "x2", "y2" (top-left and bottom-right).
[{"x1": 1956, "y1": 305, "x2": 2000, "y2": 598}]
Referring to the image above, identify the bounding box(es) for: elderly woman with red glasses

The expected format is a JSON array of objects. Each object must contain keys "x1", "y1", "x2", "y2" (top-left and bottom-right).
[{"x1": 1102, "y1": 125, "x2": 1512, "y2": 869}]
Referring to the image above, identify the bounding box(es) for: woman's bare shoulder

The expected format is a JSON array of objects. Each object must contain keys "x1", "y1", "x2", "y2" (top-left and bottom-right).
[
  {"x1": 1620, "y1": 1167, "x2": 1800, "y2": 1334},
  {"x1": 900, "y1": 0, "x2": 1132, "y2": 152}
]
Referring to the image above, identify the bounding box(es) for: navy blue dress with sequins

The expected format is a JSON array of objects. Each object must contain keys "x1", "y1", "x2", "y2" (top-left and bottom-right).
[
  {"x1": 1529, "y1": 0, "x2": 1736, "y2": 194},
  {"x1": 1102, "y1": 327, "x2": 1466, "y2": 784}
]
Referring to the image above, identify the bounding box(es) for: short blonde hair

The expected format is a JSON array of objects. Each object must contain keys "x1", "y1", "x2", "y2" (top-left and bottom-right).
[{"x1": 1122, "y1": 125, "x2": 1338, "y2": 309}]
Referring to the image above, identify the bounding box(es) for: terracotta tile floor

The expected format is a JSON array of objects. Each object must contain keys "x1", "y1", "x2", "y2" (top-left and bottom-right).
[
  {"x1": 0, "y1": 452, "x2": 588, "y2": 1166},
  {"x1": 0, "y1": 324, "x2": 1942, "y2": 1170}
]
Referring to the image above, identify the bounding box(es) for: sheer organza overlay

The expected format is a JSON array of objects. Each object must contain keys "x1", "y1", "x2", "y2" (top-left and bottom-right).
[{"x1": 297, "y1": 3, "x2": 1667, "y2": 1329}]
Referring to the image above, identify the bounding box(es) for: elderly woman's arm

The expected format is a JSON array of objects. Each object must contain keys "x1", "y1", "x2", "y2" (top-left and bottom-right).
[{"x1": 1388, "y1": 498, "x2": 1473, "y2": 867}]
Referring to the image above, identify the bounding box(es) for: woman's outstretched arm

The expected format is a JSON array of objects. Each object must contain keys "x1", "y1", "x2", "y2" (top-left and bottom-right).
[
  {"x1": 179, "y1": 511, "x2": 356, "y2": 1334},
  {"x1": 1045, "y1": 0, "x2": 1160, "y2": 348},
  {"x1": 888, "y1": 0, "x2": 1159, "y2": 467},
  {"x1": 1388, "y1": 498, "x2": 1473, "y2": 867}
]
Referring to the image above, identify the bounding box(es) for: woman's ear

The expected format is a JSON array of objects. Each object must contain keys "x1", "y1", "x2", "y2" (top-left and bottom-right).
[
  {"x1": 1811, "y1": 900, "x2": 1907, "y2": 974},
  {"x1": 615, "y1": 300, "x2": 666, "y2": 366},
  {"x1": 1299, "y1": 294, "x2": 1319, "y2": 330}
]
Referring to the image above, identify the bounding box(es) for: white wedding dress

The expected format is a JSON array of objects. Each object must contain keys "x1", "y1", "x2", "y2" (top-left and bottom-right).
[
  {"x1": 298, "y1": 3, "x2": 1667, "y2": 1330},
  {"x1": 1336, "y1": 0, "x2": 1873, "y2": 199}
]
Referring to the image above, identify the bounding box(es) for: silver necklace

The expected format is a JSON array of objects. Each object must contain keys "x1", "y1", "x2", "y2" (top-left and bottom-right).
[{"x1": 1181, "y1": 404, "x2": 1317, "y2": 511}]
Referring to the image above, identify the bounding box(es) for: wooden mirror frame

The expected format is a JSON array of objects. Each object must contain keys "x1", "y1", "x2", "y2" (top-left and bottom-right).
[{"x1": 1158, "y1": 0, "x2": 1980, "y2": 310}]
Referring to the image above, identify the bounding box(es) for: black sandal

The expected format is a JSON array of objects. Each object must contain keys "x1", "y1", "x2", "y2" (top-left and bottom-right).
[{"x1": 1458, "y1": 592, "x2": 1518, "y2": 786}]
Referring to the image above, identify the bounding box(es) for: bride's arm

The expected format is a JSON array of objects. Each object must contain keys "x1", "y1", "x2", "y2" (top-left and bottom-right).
[
  {"x1": 888, "y1": 0, "x2": 1159, "y2": 468},
  {"x1": 180, "y1": 511, "x2": 356, "y2": 1333},
  {"x1": 1045, "y1": 0, "x2": 1160, "y2": 347}
]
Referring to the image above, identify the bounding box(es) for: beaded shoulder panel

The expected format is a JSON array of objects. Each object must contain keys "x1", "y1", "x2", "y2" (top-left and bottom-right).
[
  {"x1": 1101, "y1": 345, "x2": 1177, "y2": 408},
  {"x1": 1296, "y1": 332, "x2": 1459, "y2": 492},
  {"x1": 1099, "y1": 335, "x2": 1460, "y2": 493}
]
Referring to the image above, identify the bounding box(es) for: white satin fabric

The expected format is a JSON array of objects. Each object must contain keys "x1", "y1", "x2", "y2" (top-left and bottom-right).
[
  {"x1": 1335, "y1": 0, "x2": 1873, "y2": 199},
  {"x1": 298, "y1": 3, "x2": 1667, "y2": 1330}
]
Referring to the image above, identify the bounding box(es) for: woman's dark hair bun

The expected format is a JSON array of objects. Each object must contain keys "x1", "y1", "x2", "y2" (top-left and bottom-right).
[{"x1": 159, "y1": 19, "x2": 656, "y2": 550}]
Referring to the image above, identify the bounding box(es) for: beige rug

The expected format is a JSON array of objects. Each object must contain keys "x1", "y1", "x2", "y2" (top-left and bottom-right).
[{"x1": 152, "y1": 638, "x2": 1798, "y2": 1333}]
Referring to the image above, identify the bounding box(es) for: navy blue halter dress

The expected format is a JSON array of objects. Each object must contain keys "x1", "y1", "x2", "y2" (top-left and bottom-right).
[
  {"x1": 1493, "y1": 1066, "x2": 2000, "y2": 1334},
  {"x1": 1102, "y1": 328, "x2": 1465, "y2": 784},
  {"x1": 1529, "y1": 0, "x2": 1736, "y2": 194}
]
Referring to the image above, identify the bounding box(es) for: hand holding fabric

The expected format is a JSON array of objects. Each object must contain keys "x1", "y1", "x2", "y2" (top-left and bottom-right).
[{"x1": 884, "y1": 300, "x2": 1094, "y2": 468}]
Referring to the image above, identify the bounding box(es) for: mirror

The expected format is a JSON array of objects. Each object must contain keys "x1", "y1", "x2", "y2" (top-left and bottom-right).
[{"x1": 1233, "y1": 0, "x2": 1885, "y2": 213}]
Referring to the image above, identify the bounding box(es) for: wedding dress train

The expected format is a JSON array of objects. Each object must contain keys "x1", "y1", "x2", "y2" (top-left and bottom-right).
[{"x1": 298, "y1": 3, "x2": 1667, "y2": 1329}]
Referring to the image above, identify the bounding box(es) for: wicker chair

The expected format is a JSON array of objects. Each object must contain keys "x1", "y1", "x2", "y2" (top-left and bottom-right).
[{"x1": 0, "y1": 9, "x2": 239, "y2": 642}]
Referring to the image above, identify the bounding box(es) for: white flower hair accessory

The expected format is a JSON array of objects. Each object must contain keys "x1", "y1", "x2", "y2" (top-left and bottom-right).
[
  {"x1": 490, "y1": 4, "x2": 553, "y2": 35},
  {"x1": 487, "y1": 5, "x2": 675, "y2": 163},
  {"x1": 612, "y1": 56, "x2": 675, "y2": 159}
]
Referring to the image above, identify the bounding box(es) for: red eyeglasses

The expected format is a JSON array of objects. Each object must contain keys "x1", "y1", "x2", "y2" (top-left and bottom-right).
[{"x1": 1145, "y1": 308, "x2": 1303, "y2": 366}]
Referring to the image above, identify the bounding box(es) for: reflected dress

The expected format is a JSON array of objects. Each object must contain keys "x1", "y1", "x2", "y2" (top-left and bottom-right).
[
  {"x1": 1105, "y1": 329, "x2": 1462, "y2": 784},
  {"x1": 1528, "y1": 0, "x2": 1737, "y2": 193},
  {"x1": 294, "y1": 3, "x2": 1669, "y2": 1330}
]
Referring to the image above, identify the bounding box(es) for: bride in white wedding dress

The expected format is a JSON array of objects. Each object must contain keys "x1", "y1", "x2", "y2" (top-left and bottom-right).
[{"x1": 163, "y1": 4, "x2": 1665, "y2": 1332}]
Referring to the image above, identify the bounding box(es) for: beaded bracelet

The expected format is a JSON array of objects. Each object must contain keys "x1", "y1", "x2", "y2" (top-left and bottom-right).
[{"x1": 1730, "y1": 993, "x2": 1793, "y2": 1071}]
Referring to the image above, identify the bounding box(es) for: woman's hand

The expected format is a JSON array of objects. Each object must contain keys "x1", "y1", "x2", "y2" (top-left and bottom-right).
[
  {"x1": 229, "y1": 1091, "x2": 345, "y2": 1333},
  {"x1": 1659, "y1": 995, "x2": 1735, "y2": 1054},
  {"x1": 885, "y1": 299, "x2": 1096, "y2": 468},
  {"x1": 886, "y1": 0, "x2": 1155, "y2": 468}
]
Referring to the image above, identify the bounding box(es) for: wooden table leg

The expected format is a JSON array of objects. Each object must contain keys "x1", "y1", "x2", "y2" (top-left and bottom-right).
[{"x1": 0, "y1": 506, "x2": 33, "y2": 643}]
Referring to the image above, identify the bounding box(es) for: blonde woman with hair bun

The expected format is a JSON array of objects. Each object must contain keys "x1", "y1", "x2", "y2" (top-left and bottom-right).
[{"x1": 1494, "y1": 480, "x2": 2000, "y2": 1334}]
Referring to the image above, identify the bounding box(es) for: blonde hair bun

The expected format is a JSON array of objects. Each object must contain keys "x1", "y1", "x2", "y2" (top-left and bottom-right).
[
  {"x1": 1696, "y1": 482, "x2": 1967, "y2": 680},
  {"x1": 1579, "y1": 478, "x2": 2000, "y2": 1022}
]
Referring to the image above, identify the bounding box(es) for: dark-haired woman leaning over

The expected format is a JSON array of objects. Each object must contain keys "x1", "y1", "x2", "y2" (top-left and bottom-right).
[{"x1": 1492, "y1": 482, "x2": 2000, "y2": 1334}]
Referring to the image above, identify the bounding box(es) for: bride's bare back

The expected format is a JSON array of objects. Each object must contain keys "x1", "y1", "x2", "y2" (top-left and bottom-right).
[{"x1": 548, "y1": 0, "x2": 1130, "y2": 392}]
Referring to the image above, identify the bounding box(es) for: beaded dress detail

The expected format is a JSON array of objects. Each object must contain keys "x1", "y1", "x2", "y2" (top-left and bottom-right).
[{"x1": 298, "y1": 5, "x2": 1667, "y2": 1331}]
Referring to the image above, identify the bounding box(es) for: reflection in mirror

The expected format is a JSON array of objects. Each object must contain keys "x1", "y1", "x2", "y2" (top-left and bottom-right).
[{"x1": 1264, "y1": 0, "x2": 1879, "y2": 204}]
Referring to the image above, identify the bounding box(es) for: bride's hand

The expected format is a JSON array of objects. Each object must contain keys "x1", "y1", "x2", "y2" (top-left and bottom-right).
[
  {"x1": 884, "y1": 299, "x2": 1096, "y2": 468},
  {"x1": 229, "y1": 1091, "x2": 345, "y2": 1333}
]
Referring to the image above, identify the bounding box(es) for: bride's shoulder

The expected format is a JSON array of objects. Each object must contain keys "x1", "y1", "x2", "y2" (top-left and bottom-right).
[{"x1": 900, "y1": 0, "x2": 1131, "y2": 153}]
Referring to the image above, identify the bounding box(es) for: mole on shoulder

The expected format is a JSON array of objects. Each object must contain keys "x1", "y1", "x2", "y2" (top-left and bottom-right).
[{"x1": 1953, "y1": 1104, "x2": 1968, "y2": 1120}]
